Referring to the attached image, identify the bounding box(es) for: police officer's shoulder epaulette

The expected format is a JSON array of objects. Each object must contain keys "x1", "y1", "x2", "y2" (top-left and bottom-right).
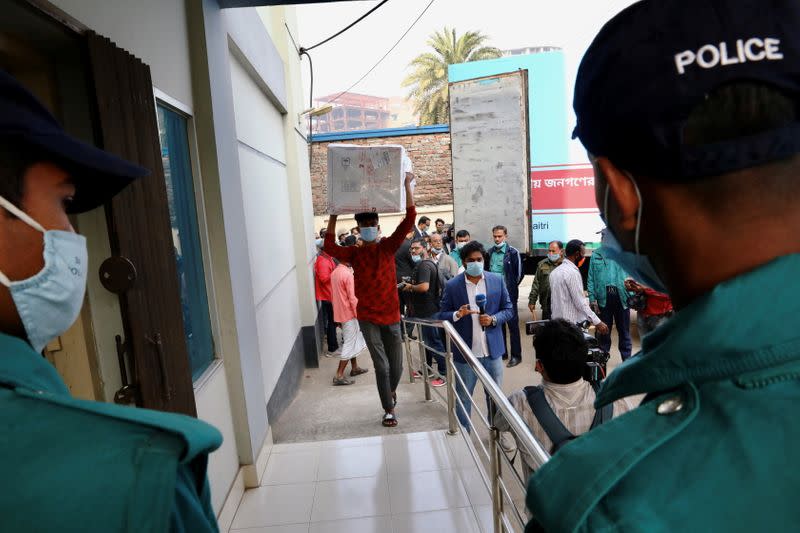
[
  {"x1": 13, "y1": 387, "x2": 222, "y2": 463},
  {"x1": 526, "y1": 383, "x2": 699, "y2": 532}
]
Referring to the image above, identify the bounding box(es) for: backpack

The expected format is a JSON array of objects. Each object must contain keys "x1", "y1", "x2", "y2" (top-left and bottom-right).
[{"x1": 523, "y1": 381, "x2": 613, "y2": 454}]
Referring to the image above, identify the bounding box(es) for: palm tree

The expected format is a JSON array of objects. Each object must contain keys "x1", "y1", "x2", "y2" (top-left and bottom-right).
[{"x1": 403, "y1": 27, "x2": 502, "y2": 125}]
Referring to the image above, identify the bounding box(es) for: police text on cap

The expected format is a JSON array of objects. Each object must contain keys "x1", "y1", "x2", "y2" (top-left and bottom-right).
[{"x1": 674, "y1": 38, "x2": 783, "y2": 75}]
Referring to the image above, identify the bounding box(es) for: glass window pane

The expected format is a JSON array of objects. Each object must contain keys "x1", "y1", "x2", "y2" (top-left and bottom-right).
[{"x1": 157, "y1": 104, "x2": 215, "y2": 380}]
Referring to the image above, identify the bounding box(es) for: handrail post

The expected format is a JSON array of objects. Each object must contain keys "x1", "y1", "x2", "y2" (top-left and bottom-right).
[
  {"x1": 489, "y1": 427, "x2": 504, "y2": 533},
  {"x1": 444, "y1": 334, "x2": 458, "y2": 435},
  {"x1": 403, "y1": 318, "x2": 415, "y2": 383},
  {"x1": 418, "y1": 325, "x2": 432, "y2": 402}
]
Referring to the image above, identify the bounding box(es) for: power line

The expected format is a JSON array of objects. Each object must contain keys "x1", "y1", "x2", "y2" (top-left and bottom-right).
[
  {"x1": 326, "y1": 0, "x2": 436, "y2": 105},
  {"x1": 300, "y1": 0, "x2": 390, "y2": 54},
  {"x1": 285, "y1": 21, "x2": 300, "y2": 54}
]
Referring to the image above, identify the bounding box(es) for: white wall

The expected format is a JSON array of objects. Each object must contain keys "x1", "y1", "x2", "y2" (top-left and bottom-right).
[
  {"x1": 229, "y1": 50, "x2": 301, "y2": 404},
  {"x1": 50, "y1": 0, "x2": 194, "y2": 106},
  {"x1": 194, "y1": 363, "x2": 239, "y2": 515}
]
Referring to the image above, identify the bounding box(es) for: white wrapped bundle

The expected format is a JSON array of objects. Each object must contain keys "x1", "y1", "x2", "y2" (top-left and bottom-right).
[{"x1": 327, "y1": 144, "x2": 414, "y2": 214}]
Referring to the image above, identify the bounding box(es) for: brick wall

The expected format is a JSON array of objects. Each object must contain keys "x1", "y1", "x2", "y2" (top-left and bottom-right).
[{"x1": 309, "y1": 132, "x2": 452, "y2": 215}]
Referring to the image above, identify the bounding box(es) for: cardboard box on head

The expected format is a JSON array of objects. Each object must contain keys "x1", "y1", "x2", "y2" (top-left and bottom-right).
[{"x1": 327, "y1": 144, "x2": 414, "y2": 215}]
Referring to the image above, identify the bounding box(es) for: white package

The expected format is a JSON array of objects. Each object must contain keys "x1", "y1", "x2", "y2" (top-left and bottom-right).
[{"x1": 327, "y1": 144, "x2": 413, "y2": 214}]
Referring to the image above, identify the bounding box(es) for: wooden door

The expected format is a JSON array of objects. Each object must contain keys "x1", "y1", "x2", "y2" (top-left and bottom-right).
[{"x1": 85, "y1": 31, "x2": 196, "y2": 416}]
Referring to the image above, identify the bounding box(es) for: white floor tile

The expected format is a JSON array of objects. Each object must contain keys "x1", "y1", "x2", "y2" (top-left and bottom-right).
[
  {"x1": 388, "y1": 469, "x2": 470, "y2": 515},
  {"x1": 308, "y1": 516, "x2": 385, "y2": 533},
  {"x1": 473, "y1": 505, "x2": 494, "y2": 533},
  {"x1": 458, "y1": 467, "x2": 492, "y2": 506},
  {"x1": 384, "y1": 430, "x2": 445, "y2": 443},
  {"x1": 231, "y1": 484, "x2": 316, "y2": 529},
  {"x1": 272, "y1": 441, "x2": 323, "y2": 454},
  {"x1": 317, "y1": 444, "x2": 387, "y2": 481},
  {"x1": 262, "y1": 450, "x2": 320, "y2": 486},
  {"x1": 321, "y1": 435, "x2": 384, "y2": 448},
  {"x1": 385, "y1": 435, "x2": 454, "y2": 475},
  {"x1": 444, "y1": 434, "x2": 482, "y2": 470},
  {"x1": 231, "y1": 524, "x2": 309, "y2": 533},
  {"x1": 391, "y1": 507, "x2": 481, "y2": 533},
  {"x1": 310, "y1": 476, "x2": 391, "y2": 523}
]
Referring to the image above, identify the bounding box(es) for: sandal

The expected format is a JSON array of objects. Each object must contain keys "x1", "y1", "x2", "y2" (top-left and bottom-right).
[
  {"x1": 350, "y1": 368, "x2": 369, "y2": 377},
  {"x1": 382, "y1": 413, "x2": 398, "y2": 427},
  {"x1": 332, "y1": 376, "x2": 353, "y2": 386}
]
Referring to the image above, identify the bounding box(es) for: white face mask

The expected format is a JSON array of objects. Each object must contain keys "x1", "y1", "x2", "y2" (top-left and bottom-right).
[
  {"x1": 599, "y1": 176, "x2": 668, "y2": 294},
  {"x1": 0, "y1": 196, "x2": 88, "y2": 353}
]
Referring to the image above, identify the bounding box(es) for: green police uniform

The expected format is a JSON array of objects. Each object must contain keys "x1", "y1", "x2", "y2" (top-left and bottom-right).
[
  {"x1": 528, "y1": 258, "x2": 561, "y2": 318},
  {"x1": 0, "y1": 332, "x2": 223, "y2": 532},
  {"x1": 526, "y1": 255, "x2": 800, "y2": 532}
]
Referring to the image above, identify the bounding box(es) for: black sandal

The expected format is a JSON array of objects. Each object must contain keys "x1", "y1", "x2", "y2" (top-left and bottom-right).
[{"x1": 382, "y1": 413, "x2": 398, "y2": 427}]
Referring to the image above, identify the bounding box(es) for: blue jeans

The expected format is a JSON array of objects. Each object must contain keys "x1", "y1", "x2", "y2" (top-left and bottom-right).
[
  {"x1": 454, "y1": 357, "x2": 504, "y2": 430},
  {"x1": 421, "y1": 315, "x2": 446, "y2": 374}
]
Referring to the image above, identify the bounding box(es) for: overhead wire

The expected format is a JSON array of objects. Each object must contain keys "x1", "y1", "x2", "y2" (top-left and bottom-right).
[
  {"x1": 299, "y1": 0, "x2": 437, "y2": 137},
  {"x1": 300, "y1": 0, "x2": 390, "y2": 54},
  {"x1": 325, "y1": 0, "x2": 437, "y2": 105}
]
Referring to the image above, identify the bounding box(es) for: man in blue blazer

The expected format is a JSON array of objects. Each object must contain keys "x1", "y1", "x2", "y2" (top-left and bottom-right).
[{"x1": 438, "y1": 241, "x2": 515, "y2": 429}]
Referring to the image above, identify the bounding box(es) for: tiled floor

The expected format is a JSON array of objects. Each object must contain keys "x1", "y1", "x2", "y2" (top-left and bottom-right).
[{"x1": 228, "y1": 431, "x2": 494, "y2": 533}]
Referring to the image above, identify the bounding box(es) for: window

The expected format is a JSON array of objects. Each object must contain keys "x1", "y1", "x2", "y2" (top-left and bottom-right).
[{"x1": 156, "y1": 104, "x2": 215, "y2": 380}]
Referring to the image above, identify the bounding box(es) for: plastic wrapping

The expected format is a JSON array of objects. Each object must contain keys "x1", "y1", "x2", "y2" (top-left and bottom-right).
[{"x1": 327, "y1": 144, "x2": 414, "y2": 214}]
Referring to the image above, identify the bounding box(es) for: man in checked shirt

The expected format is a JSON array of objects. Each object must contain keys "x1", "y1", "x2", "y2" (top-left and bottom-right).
[{"x1": 324, "y1": 172, "x2": 416, "y2": 428}]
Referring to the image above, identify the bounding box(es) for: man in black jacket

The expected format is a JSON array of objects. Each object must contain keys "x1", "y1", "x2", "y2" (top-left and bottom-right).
[{"x1": 486, "y1": 225, "x2": 524, "y2": 367}]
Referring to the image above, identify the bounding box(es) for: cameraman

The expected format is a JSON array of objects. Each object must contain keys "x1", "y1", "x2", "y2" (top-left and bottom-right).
[
  {"x1": 402, "y1": 239, "x2": 446, "y2": 386},
  {"x1": 496, "y1": 319, "x2": 632, "y2": 479}
]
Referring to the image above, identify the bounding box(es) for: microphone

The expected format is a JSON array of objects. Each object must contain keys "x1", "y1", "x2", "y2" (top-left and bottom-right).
[{"x1": 475, "y1": 293, "x2": 487, "y2": 331}]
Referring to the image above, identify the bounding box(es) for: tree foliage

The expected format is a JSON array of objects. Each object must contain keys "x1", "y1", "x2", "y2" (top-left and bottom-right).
[{"x1": 402, "y1": 27, "x2": 502, "y2": 125}]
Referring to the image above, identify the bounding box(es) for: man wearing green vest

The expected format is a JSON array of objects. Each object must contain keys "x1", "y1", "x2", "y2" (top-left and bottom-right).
[
  {"x1": 526, "y1": 1, "x2": 800, "y2": 531},
  {"x1": 0, "y1": 69, "x2": 221, "y2": 531},
  {"x1": 528, "y1": 240, "x2": 563, "y2": 320}
]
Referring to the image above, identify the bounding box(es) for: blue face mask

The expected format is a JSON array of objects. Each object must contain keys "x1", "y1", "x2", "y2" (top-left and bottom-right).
[
  {"x1": 360, "y1": 226, "x2": 378, "y2": 242},
  {"x1": 465, "y1": 261, "x2": 484, "y2": 277},
  {"x1": 0, "y1": 196, "x2": 88, "y2": 353},
  {"x1": 495, "y1": 241, "x2": 507, "y2": 251},
  {"x1": 547, "y1": 253, "x2": 561, "y2": 263},
  {"x1": 599, "y1": 177, "x2": 668, "y2": 294},
  {"x1": 411, "y1": 254, "x2": 422, "y2": 263}
]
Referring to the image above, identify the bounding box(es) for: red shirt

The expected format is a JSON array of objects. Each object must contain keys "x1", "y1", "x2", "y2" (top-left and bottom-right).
[
  {"x1": 642, "y1": 288, "x2": 673, "y2": 317},
  {"x1": 324, "y1": 206, "x2": 416, "y2": 325},
  {"x1": 314, "y1": 253, "x2": 336, "y2": 301}
]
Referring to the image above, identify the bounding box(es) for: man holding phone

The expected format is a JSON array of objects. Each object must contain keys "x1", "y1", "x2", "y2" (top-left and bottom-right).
[{"x1": 438, "y1": 241, "x2": 515, "y2": 429}]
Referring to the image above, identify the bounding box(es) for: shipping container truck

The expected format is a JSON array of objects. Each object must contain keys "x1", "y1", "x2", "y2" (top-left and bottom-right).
[{"x1": 448, "y1": 52, "x2": 604, "y2": 273}]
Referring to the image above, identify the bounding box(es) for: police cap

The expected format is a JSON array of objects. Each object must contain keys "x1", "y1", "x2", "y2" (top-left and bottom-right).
[
  {"x1": 0, "y1": 69, "x2": 147, "y2": 213},
  {"x1": 573, "y1": 0, "x2": 800, "y2": 179}
]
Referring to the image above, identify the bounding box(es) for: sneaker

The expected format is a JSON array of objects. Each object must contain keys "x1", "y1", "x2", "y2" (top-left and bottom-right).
[
  {"x1": 431, "y1": 378, "x2": 446, "y2": 388},
  {"x1": 412, "y1": 370, "x2": 423, "y2": 379}
]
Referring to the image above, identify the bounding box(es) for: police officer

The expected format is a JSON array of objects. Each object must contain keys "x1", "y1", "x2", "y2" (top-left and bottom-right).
[
  {"x1": 526, "y1": 1, "x2": 800, "y2": 531},
  {"x1": 0, "y1": 70, "x2": 221, "y2": 531}
]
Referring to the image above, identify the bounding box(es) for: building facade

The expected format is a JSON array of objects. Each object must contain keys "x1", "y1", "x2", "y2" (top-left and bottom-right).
[{"x1": 1, "y1": 0, "x2": 319, "y2": 527}]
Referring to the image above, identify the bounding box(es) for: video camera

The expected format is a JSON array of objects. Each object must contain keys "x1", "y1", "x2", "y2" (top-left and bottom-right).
[{"x1": 525, "y1": 319, "x2": 610, "y2": 384}]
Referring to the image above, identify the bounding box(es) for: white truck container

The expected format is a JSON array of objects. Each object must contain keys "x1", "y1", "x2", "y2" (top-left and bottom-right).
[{"x1": 448, "y1": 70, "x2": 531, "y2": 253}]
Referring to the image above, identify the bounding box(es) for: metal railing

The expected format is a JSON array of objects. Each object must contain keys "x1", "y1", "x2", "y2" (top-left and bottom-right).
[{"x1": 401, "y1": 316, "x2": 551, "y2": 533}]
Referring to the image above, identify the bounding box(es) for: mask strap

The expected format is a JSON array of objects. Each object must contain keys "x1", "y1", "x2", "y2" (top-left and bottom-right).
[
  {"x1": 622, "y1": 172, "x2": 644, "y2": 256},
  {"x1": 0, "y1": 270, "x2": 10, "y2": 287},
  {"x1": 0, "y1": 195, "x2": 46, "y2": 233}
]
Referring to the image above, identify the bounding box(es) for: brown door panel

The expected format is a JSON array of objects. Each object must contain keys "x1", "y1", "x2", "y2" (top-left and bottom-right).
[{"x1": 85, "y1": 31, "x2": 196, "y2": 416}]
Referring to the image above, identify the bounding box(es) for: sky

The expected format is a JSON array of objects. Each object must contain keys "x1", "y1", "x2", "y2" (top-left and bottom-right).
[{"x1": 295, "y1": 0, "x2": 639, "y2": 162}]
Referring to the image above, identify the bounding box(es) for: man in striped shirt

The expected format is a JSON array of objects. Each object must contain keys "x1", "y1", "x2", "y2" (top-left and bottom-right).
[{"x1": 548, "y1": 240, "x2": 609, "y2": 335}]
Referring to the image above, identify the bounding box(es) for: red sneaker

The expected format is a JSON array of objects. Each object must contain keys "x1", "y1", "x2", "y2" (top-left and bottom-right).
[{"x1": 431, "y1": 378, "x2": 446, "y2": 388}]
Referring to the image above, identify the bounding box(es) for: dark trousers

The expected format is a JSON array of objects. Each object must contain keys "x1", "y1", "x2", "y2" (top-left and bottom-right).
[
  {"x1": 320, "y1": 300, "x2": 338, "y2": 353},
  {"x1": 360, "y1": 321, "x2": 404, "y2": 411},
  {"x1": 501, "y1": 294, "x2": 521, "y2": 359},
  {"x1": 598, "y1": 287, "x2": 632, "y2": 361}
]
